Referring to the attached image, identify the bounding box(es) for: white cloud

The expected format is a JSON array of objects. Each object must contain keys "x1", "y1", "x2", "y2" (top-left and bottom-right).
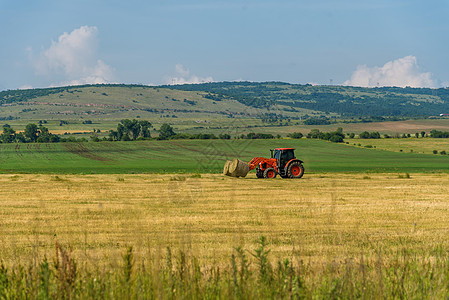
[
  {"x1": 166, "y1": 64, "x2": 213, "y2": 85},
  {"x1": 19, "y1": 84, "x2": 33, "y2": 90},
  {"x1": 344, "y1": 56, "x2": 437, "y2": 88},
  {"x1": 175, "y1": 64, "x2": 190, "y2": 77},
  {"x1": 31, "y1": 26, "x2": 114, "y2": 86}
]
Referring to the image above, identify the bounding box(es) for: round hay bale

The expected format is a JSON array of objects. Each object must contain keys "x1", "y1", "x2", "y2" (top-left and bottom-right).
[
  {"x1": 229, "y1": 158, "x2": 249, "y2": 177},
  {"x1": 228, "y1": 158, "x2": 238, "y2": 174},
  {"x1": 223, "y1": 160, "x2": 231, "y2": 176}
]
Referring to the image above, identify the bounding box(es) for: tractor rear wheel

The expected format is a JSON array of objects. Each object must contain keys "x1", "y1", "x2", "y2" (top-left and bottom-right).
[
  {"x1": 287, "y1": 161, "x2": 304, "y2": 178},
  {"x1": 263, "y1": 168, "x2": 277, "y2": 179}
]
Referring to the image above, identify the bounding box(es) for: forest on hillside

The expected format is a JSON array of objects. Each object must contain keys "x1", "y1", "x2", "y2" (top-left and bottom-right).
[{"x1": 167, "y1": 82, "x2": 449, "y2": 117}]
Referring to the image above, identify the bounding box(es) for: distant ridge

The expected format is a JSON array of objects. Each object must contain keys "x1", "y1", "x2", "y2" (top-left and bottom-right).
[{"x1": 1, "y1": 82, "x2": 449, "y2": 119}]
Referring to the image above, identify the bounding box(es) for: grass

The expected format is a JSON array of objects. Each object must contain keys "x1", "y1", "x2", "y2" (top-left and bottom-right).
[
  {"x1": 3, "y1": 238, "x2": 449, "y2": 298},
  {"x1": 350, "y1": 137, "x2": 449, "y2": 155},
  {"x1": 1, "y1": 139, "x2": 449, "y2": 174},
  {"x1": 1, "y1": 173, "x2": 449, "y2": 297}
]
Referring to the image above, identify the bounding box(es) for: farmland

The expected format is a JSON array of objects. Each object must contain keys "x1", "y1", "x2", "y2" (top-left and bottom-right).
[
  {"x1": 3, "y1": 84, "x2": 449, "y2": 297},
  {"x1": 1, "y1": 172, "x2": 449, "y2": 297},
  {"x1": 4, "y1": 172, "x2": 448, "y2": 263},
  {"x1": 1, "y1": 139, "x2": 449, "y2": 174}
]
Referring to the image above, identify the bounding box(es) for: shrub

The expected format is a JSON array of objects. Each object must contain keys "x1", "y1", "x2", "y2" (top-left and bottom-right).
[
  {"x1": 288, "y1": 132, "x2": 303, "y2": 139},
  {"x1": 360, "y1": 131, "x2": 381, "y2": 139},
  {"x1": 304, "y1": 118, "x2": 330, "y2": 125},
  {"x1": 433, "y1": 150, "x2": 438, "y2": 154},
  {"x1": 245, "y1": 133, "x2": 274, "y2": 139},
  {"x1": 329, "y1": 135, "x2": 344, "y2": 143},
  {"x1": 430, "y1": 130, "x2": 449, "y2": 138},
  {"x1": 307, "y1": 128, "x2": 344, "y2": 143}
]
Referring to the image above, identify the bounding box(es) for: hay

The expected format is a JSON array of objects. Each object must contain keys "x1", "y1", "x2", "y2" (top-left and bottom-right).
[
  {"x1": 223, "y1": 160, "x2": 231, "y2": 176},
  {"x1": 228, "y1": 159, "x2": 249, "y2": 177}
]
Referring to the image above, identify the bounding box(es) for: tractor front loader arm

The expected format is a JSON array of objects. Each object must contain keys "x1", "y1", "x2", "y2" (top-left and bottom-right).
[{"x1": 248, "y1": 157, "x2": 268, "y2": 171}]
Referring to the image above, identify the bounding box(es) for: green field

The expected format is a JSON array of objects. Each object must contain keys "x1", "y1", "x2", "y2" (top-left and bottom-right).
[{"x1": 1, "y1": 139, "x2": 449, "y2": 174}]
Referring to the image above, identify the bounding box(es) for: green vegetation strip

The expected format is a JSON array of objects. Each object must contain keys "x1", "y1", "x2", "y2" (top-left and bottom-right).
[
  {"x1": 1, "y1": 239, "x2": 448, "y2": 298},
  {"x1": 1, "y1": 139, "x2": 449, "y2": 174}
]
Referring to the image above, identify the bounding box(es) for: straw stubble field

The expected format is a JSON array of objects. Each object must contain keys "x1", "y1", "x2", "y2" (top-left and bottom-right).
[{"x1": 1, "y1": 172, "x2": 448, "y2": 267}]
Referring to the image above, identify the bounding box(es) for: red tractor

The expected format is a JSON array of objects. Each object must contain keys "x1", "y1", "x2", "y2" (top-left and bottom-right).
[{"x1": 248, "y1": 148, "x2": 304, "y2": 179}]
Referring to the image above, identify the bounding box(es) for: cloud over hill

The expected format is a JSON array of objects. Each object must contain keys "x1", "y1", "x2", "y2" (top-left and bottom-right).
[
  {"x1": 166, "y1": 64, "x2": 213, "y2": 85},
  {"x1": 31, "y1": 26, "x2": 114, "y2": 86},
  {"x1": 344, "y1": 56, "x2": 436, "y2": 88}
]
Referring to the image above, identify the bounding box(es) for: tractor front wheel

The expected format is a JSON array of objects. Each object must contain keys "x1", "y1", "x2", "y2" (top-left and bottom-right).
[
  {"x1": 263, "y1": 168, "x2": 277, "y2": 179},
  {"x1": 256, "y1": 168, "x2": 264, "y2": 178},
  {"x1": 287, "y1": 162, "x2": 304, "y2": 178}
]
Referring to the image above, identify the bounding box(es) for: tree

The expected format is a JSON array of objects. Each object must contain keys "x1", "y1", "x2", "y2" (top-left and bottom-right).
[
  {"x1": 138, "y1": 120, "x2": 152, "y2": 138},
  {"x1": 158, "y1": 123, "x2": 175, "y2": 140},
  {"x1": 360, "y1": 131, "x2": 380, "y2": 139},
  {"x1": 116, "y1": 119, "x2": 152, "y2": 140},
  {"x1": 359, "y1": 131, "x2": 370, "y2": 139},
  {"x1": 122, "y1": 119, "x2": 140, "y2": 140},
  {"x1": 370, "y1": 132, "x2": 381, "y2": 139},
  {"x1": 1, "y1": 126, "x2": 16, "y2": 143},
  {"x1": 36, "y1": 126, "x2": 51, "y2": 143},
  {"x1": 307, "y1": 129, "x2": 323, "y2": 139},
  {"x1": 15, "y1": 132, "x2": 26, "y2": 143},
  {"x1": 117, "y1": 123, "x2": 125, "y2": 140},
  {"x1": 421, "y1": 131, "x2": 426, "y2": 138},
  {"x1": 329, "y1": 134, "x2": 344, "y2": 143},
  {"x1": 24, "y1": 123, "x2": 38, "y2": 142},
  {"x1": 287, "y1": 132, "x2": 303, "y2": 139},
  {"x1": 109, "y1": 130, "x2": 119, "y2": 141}
]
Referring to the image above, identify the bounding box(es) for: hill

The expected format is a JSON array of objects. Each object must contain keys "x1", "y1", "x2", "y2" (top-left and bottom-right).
[
  {"x1": 2, "y1": 83, "x2": 449, "y2": 122},
  {"x1": 167, "y1": 82, "x2": 449, "y2": 117},
  {"x1": 2, "y1": 82, "x2": 449, "y2": 137}
]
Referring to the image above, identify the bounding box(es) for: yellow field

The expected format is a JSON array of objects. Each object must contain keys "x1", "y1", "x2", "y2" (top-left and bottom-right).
[
  {"x1": 350, "y1": 137, "x2": 449, "y2": 154},
  {"x1": 1, "y1": 173, "x2": 448, "y2": 268}
]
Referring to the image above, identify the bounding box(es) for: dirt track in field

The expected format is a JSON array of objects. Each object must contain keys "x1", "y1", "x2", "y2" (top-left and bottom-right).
[{"x1": 62, "y1": 143, "x2": 111, "y2": 161}]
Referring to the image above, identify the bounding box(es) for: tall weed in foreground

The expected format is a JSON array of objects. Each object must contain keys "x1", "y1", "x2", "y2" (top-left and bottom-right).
[{"x1": 1, "y1": 238, "x2": 449, "y2": 298}]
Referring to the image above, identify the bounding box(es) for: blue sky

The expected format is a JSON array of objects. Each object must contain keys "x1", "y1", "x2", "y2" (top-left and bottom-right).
[{"x1": 1, "y1": 0, "x2": 448, "y2": 91}]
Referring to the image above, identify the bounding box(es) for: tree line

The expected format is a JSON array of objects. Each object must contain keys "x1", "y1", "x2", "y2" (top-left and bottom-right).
[
  {"x1": 1, "y1": 124, "x2": 60, "y2": 143},
  {"x1": 306, "y1": 128, "x2": 345, "y2": 143}
]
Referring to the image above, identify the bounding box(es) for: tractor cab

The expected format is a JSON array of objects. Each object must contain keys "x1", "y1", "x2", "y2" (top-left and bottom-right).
[{"x1": 271, "y1": 148, "x2": 296, "y2": 169}]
